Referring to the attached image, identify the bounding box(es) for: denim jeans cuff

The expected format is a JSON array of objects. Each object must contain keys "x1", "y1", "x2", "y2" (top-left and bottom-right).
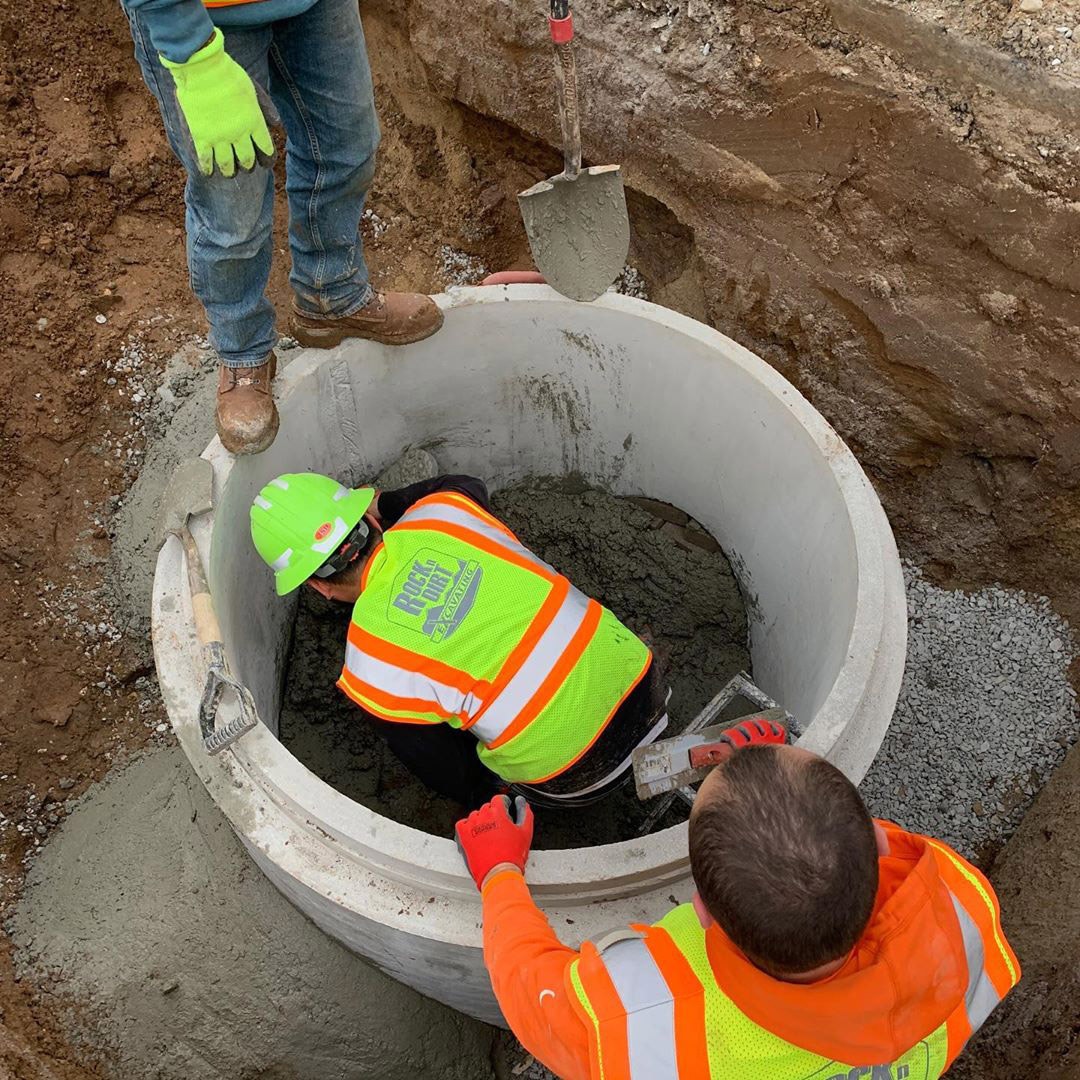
[
  {"x1": 293, "y1": 283, "x2": 375, "y2": 320},
  {"x1": 219, "y1": 351, "x2": 274, "y2": 369}
]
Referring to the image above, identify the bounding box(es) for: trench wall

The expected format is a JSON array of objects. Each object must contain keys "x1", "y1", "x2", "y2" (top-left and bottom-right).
[{"x1": 362, "y1": 0, "x2": 1080, "y2": 622}]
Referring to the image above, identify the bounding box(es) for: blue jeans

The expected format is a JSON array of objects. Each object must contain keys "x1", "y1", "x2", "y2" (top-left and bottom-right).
[{"x1": 128, "y1": 0, "x2": 378, "y2": 367}]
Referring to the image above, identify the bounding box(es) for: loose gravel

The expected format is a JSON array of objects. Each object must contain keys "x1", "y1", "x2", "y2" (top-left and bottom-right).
[{"x1": 861, "y1": 562, "x2": 1078, "y2": 861}]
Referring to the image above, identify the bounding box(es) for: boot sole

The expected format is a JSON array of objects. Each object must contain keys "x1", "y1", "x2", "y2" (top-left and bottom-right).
[{"x1": 290, "y1": 307, "x2": 445, "y2": 349}]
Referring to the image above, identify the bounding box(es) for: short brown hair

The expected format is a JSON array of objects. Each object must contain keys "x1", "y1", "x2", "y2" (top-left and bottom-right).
[{"x1": 689, "y1": 747, "x2": 878, "y2": 976}]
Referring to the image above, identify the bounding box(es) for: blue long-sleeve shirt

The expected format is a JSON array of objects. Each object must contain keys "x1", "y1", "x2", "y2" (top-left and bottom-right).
[{"x1": 120, "y1": 0, "x2": 318, "y2": 64}]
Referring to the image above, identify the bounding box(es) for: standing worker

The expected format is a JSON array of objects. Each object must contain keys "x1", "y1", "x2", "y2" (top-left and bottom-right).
[
  {"x1": 121, "y1": 0, "x2": 443, "y2": 455},
  {"x1": 249, "y1": 470, "x2": 669, "y2": 807},
  {"x1": 456, "y1": 729, "x2": 1020, "y2": 1080}
]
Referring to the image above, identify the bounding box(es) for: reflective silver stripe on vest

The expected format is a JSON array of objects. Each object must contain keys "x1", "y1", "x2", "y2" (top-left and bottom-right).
[
  {"x1": 468, "y1": 583, "x2": 591, "y2": 745},
  {"x1": 601, "y1": 938, "x2": 679, "y2": 1080},
  {"x1": 343, "y1": 642, "x2": 485, "y2": 720},
  {"x1": 949, "y1": 892, "x2": 1001, "y2": 1031},
  {"x1": 400, "y1": 502, "x2": 554, "y2": 574}
]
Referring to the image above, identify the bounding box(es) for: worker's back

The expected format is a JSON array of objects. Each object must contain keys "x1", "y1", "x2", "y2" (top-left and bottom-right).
[
  {"x1": 566, "y1": 821, "x2": 1018, "y2": 1080},
  {"x1": 337, "y1": 489, "x2": 651, "y2": 785}
]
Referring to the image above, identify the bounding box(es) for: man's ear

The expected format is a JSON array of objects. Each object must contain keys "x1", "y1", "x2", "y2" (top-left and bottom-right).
[
  {"x1": 873, "y1": 821, "x2": 891, "y2": 857},
  {"x1": 306, "y1": 577, "x2": 334, "y2": 600},
  {"x1": 692, "y1": 892, "x2": 714, "y2": 930}
]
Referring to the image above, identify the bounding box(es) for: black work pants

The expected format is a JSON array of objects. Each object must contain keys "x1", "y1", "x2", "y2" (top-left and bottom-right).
[{"x1": 368, "y1": 715, "x2": 501, "y2": 809}]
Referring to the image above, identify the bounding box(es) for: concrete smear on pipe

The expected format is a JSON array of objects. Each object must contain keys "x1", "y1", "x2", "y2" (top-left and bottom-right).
[{"x1": 278, "y1": 475, "x2": 751, "y2": 848}]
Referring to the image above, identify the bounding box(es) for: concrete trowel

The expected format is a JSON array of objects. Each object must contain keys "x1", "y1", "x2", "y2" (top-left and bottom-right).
[
  {"x1": 159, "y1": 458, "x2": 259, "y2": 755},
  {"x1": 632, "y1": 671, "x2": 800, "y2": 834},
  {"x1": 632, "y1": 709, "x2": 789, "y2": 800},
  {"x1": 518, "y1": 0, "x2": 630, "y2": 302}
]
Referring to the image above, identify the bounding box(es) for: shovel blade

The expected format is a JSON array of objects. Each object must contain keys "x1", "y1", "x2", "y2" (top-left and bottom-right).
[
  {"x1": 518, "y1": 165, "x2": 630, "y2": 302},
  {"x1": 159, "y1": 458, "x2": 214, "y2": 545}
]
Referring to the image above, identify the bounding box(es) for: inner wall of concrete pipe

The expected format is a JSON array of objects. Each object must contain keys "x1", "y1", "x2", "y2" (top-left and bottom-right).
[{"x1": 151, "y1": 285, "x2": 907, "y2": 1022}]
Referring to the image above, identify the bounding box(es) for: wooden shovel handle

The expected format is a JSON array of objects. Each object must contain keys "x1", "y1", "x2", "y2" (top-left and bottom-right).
[
  {"x1": 548, "y1": 0, "x2": 580, "y2": 179},
  {"x1": 179, "y1": 526, "x2": 223, "y2": 647}
]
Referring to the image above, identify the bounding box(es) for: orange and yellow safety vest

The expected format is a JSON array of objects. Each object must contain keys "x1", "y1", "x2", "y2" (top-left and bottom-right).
[
  {"x1": 336, "y1": 491, "x2": 651, "y2": 784},
  {"x1": 567, "y1": 823, "x2": 1020, "y2": 1079}
]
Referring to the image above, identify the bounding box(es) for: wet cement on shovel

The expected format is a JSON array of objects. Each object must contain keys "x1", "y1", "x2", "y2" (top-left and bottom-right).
[{"x1": 278, "y1": 476, "x2": 751, "y2": 848}]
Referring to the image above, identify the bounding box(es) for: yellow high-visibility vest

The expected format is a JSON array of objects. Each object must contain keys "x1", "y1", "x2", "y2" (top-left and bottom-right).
[{"x1": 337, "y1": 491, "x2": 650, "y2": 784}]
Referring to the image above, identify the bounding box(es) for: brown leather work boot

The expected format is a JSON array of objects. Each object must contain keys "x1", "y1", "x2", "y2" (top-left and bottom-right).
[
  {"x1": 215, "y1": 354, "x2": 279, "y2": 456},
  {"x1": 290, "y1": 291, "x2": 444, "y2": 348}
]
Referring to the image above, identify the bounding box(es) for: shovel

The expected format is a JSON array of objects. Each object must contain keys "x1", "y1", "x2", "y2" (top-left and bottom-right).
[
  {"x1": 518, "y1": 0, "x2": 630, "y2": 302},
  {"x1": 159, "y1": 458, "x2": 259, "y2": 755}
]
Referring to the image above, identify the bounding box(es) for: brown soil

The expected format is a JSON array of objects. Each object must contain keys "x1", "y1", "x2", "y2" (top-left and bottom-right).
[
  {"x1": 0, "y1": 0, "x2": 1077, "y2": 1073},
  {"x1": 0, "y1": 0, "x2": 539, "y2": 1070},
  {"x1": 948, "y1": 736, "x2": 1080, "y2": 1079}
]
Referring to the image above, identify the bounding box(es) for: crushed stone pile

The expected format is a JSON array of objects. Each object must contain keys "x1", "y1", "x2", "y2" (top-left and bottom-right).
[{"x1": 861, "y1": 562, "x2": 1078, "y2": 860}]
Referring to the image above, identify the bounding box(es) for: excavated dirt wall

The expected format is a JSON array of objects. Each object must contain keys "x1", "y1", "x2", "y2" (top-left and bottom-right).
[{"x1": 362, "y1": 0, "x2": 1080, "y2": 624}]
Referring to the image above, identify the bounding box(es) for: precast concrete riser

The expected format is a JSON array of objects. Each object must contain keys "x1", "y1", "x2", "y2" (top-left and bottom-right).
[{"x1": 152, "y1": 286, "x2": 906, "y2": 1019}]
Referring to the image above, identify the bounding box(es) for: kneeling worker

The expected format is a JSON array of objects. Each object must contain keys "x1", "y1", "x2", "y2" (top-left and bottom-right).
[
  {"x1": 250, "y1": 471, "x2": 667, "y2": 808},
  {"x1": 456, "y1": 724, "x2": 1020, "y2": 1080}
]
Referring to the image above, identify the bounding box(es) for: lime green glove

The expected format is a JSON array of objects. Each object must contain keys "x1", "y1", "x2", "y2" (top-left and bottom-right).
[{"x1": 161, "y1": 29, "x2": 274, "y2": 178}]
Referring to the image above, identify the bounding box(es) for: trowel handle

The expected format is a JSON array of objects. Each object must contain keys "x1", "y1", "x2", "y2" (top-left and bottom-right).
[
  {"x1": 548, "y1": 0, "x2": 581, "y2": 180},
  {"x1": 179, "y1": 525, "x2": 223, "y2": 648}
]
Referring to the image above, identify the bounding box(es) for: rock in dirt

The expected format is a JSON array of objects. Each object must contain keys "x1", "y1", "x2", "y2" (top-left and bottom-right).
[
  {"x1": 40, "y1": 173, "x2": 70, "y2": 200},
  {"x1": 979, "y1": 290, "x2": 1023, "y2": 325},
  {"x1": 11, "y1": 748, "x2": 499, "y2": 1080}
]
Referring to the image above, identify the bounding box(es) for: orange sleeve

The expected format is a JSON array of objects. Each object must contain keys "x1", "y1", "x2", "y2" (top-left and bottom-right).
[{"x1": 482, "y1": 870, "x2": 593, "y2": 1080}]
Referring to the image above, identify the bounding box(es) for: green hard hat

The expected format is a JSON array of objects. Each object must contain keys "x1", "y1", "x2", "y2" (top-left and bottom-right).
[{"x1": 250, "y1": 472, "x2": 376, "y2": 596}]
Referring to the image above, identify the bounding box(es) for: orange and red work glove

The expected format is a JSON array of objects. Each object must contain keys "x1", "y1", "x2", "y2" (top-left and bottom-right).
[
  {"x1": 455, "y1": 794, "x2": 534, "y2": 891},
  {"x1": 720, "y1": 715, "x2": 787, "y2": 751},
  {"x1": 689, "y1": 715, "x2": 788, "y2": 770}
]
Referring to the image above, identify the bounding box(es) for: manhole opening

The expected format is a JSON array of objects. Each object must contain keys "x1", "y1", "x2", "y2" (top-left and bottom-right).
[{"x1": 277, "y1": 473, "x2": 752, "y2": 849}]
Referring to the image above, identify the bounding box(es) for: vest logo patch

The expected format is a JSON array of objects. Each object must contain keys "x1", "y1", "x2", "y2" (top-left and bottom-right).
[
  {"x1": 387, "y1": 547, "x2": 482, "y2": 642},
  {"x1": 809, "y1": 1039, "x2": 929, "y2": 1080}
]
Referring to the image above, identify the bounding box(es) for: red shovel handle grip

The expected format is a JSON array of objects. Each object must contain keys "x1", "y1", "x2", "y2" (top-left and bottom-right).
[
  {"x1": 549, "y1": 13, "x2": 573, "y2": 41},
  {"x1": 549, "y1": 0, "x2": 572, "y2": 41}
]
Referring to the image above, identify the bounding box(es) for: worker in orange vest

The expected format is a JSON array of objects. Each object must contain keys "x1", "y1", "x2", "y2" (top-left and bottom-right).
[{"x1": 455, "y1": 722, "x2": 1020, "y2": 1080}]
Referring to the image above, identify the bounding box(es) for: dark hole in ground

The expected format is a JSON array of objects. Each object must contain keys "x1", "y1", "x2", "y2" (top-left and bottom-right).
[{"x1": 278, "y1": 476, "x2": 752, "y2": 848}]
